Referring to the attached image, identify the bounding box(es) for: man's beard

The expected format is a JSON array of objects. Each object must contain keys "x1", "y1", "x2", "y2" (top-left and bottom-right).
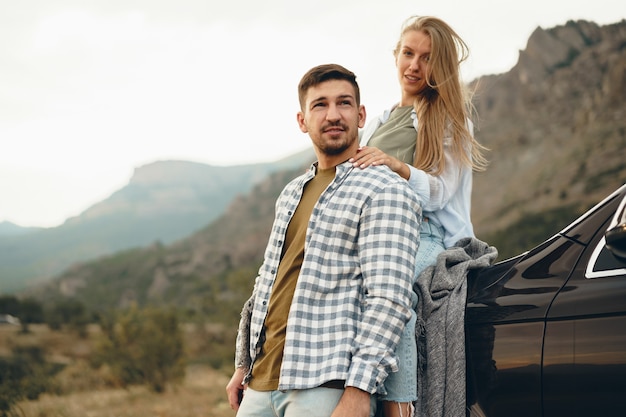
[
  {"x1": 318, "y1": 140, "x2": 351, "y2": 155},
  {"x1": 316, "y1": 122, "x2": 355, "y2": 155}
]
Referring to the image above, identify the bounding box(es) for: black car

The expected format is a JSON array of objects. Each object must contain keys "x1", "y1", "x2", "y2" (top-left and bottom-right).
[{"x1": 466, "y1": 184, "x2": 626, "y2": 417}]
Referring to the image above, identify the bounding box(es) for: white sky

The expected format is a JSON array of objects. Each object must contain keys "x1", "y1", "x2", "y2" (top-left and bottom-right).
[{"x1": 1, "y1": 0, "x2": 624, "y2": 228}]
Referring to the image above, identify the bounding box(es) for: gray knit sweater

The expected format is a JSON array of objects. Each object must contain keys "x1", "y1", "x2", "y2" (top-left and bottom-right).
[{"x1": 414, "y1": 237, "x2": 498, "y2": 417}]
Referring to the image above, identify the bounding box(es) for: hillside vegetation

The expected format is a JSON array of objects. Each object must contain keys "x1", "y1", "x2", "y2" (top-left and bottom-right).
[{"x1": 1, "y1": 324, "x2": 234, "y2": 417}]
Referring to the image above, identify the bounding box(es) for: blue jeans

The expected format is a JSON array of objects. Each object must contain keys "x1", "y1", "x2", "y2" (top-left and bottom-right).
[
  {"x1": 237, "y1": 387, "x2": 378, "y2": 417},
  {"x1": 380, "y1": 219, "x2": 445, "y2": 402}
]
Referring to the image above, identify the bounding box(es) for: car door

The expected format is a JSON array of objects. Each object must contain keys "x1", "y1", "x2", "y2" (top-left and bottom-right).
[
  {"x1": 543, "y1": 192, "x2": 626, "y2": 417},
  {"x1": 466, "y1": 186, "x2": 626, "y2": 417},
  {"x1": 466, "y1": 235, "x2": 585, "y2": 417}
]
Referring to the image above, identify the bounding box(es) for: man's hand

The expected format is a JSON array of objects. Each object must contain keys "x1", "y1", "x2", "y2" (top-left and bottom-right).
[
  {"x1": 226, "y1": 367, "x2": 247, "y2": 410},
  {"x1": 331, "y1": 386, "x2": 372, "y2": 417}
]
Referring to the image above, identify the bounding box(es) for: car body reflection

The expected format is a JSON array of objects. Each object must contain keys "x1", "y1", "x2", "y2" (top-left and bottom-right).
[{"x1": 465, "y1": 184, "x2": 626, "y2": 417}]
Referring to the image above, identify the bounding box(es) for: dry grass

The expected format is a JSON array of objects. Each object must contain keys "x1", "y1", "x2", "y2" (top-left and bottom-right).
[
  {"x1": 0, "y1": 324, "x2": 96, "y2": 363},
  {"x1": 2, "y1": 324, "x2": 236, "y2": 417},
  {"x1": 15, "y1": 364, "x2": 235, "y2": 417}
]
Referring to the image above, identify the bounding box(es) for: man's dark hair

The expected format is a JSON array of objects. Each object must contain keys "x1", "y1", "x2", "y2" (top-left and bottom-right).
[{"x1": 297, "y1": 64, "x2": 360, "y2": 110}]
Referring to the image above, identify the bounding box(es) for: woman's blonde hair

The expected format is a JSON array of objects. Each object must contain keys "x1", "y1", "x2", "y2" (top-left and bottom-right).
[{"x1": 394, "y1": 16, "x2": 488, "y2": 174}]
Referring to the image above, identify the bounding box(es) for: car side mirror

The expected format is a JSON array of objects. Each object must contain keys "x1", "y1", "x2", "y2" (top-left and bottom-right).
[{"x1": 605, "y1": 223, "x2": 626, "y2": 261}]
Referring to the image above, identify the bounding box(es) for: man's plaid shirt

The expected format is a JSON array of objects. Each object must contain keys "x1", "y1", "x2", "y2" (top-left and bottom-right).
[{"x1": 246, "y1": 161, "x2": 421, "y2": 394}]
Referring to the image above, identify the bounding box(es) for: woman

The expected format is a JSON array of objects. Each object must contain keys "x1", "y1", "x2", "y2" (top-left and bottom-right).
[{"x1": 349, "y1": 16, "x2": 488, "y2": 417}]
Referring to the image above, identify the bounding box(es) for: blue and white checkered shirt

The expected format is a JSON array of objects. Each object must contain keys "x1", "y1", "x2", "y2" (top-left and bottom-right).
[{"x1": 246, "y1": 160, "x2": 421, "y2": 394}]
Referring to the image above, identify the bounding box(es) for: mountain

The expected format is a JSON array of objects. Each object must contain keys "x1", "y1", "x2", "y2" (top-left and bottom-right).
[
  {"x1": 14, "y1": 19, "x2": 626, "y2": 309},
  {"x1": 0, "y1": 151, "x2": 314, "y2": 294},
  {"x1": 470, "y1": 19, "x2": 626, "y2": 238},
  {"x1": 25, "y1": 167, "x2": 301, "y2": 315},
  {"x1": 0, "y1": 221, "x2": 42, "y2": 236}
]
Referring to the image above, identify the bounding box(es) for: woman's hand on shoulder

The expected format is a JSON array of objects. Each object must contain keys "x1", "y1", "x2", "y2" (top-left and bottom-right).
[{"x1": 349, "y1": 146, "x2": 410, "y2": 180}]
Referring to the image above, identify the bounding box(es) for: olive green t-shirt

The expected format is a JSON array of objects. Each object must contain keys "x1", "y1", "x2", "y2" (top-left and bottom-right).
[
  {"x1": 366, "y1": 105, "x2": 416, "y2": 165},
  {"x1": 249, "y1": 166, "x2": 335, "y2": 391}
]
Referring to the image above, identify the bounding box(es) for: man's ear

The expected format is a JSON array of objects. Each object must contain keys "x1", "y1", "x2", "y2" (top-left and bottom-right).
[
  {"x1": 297, "y1": 111, "x2": 308, "y2": 133},
  {"x1": 358, "y1": 105, "x2": 366, "y2": 129}
]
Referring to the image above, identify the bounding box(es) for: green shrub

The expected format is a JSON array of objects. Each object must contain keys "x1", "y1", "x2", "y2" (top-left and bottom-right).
[
  {"x1": 0, "y1": 346, "x2": 55, "y2": 417},
  {"x1": 92, "y1": 305, "x2": 186, "y2": 393},
  {"x1": 45, "y1": 299, "x2": 90, "y2": 336}
]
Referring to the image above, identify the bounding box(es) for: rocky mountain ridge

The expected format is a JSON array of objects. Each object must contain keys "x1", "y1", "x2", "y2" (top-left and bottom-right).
[{"x1": 471, "y1": 19, "x2": 626, "y2": 235}]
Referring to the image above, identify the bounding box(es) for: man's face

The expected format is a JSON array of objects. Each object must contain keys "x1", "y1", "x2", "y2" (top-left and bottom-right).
[{"x1": 297, "y1": 79, "x2": 365, "y2": 158}]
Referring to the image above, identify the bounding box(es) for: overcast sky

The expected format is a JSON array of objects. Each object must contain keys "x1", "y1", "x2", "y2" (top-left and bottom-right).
[{"x1": 1, "y1": 0, "x2": 624, "y2": 228}]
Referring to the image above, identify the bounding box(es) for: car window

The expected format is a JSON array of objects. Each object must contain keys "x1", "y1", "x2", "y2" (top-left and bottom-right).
[
  {"x1": 610, "y1": 192, "x2": 626, "y2": 226},
  {"x1": 586, "y1": 237, "x2": 626, "y2": 278},
  {"x1": 586, "y1": 194, "x2": 626, "y2": 279}
]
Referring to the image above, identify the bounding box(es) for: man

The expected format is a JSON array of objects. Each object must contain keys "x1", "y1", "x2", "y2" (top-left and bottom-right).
[{"x1": 225, "y1": 64, "x2": 421, "y2": 417}]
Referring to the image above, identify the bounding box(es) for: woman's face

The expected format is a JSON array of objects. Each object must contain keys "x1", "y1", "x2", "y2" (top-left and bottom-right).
[{"x1": 395, "y1": 30, "x2": 432, "y2": 106}]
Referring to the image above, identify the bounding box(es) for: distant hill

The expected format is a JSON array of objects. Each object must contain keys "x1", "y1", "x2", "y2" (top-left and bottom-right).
[
  {"x1": 14, "y1": 19, "x2": 626, "y2": 310},
  {"x1": 24, "y1": 167, "x2": 300, "y2": 314},
  {"x1": 0, "y1": 151, "x2": 314, "y2": 294},
  {"x1": 0, "y1": 221, "x2": 42, "y2": 236}
]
